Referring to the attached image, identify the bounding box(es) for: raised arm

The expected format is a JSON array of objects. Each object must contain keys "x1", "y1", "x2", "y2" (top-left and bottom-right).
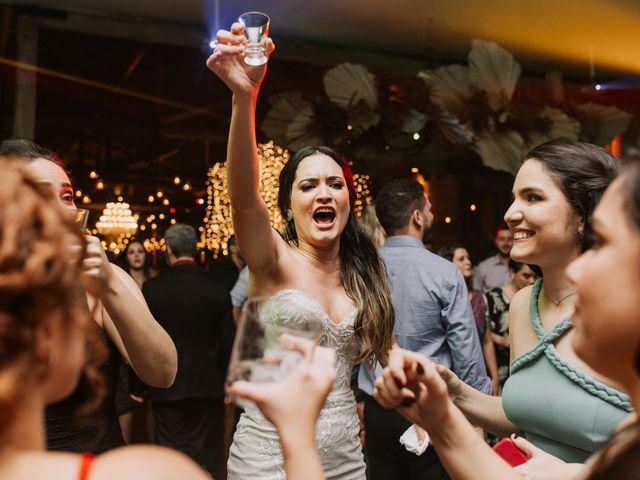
[
  {"x1": 206, "y1": 24, "x2": 280, "y2": 273},
  {"x1": 83, "y1": 236, "x2": 177, "y2": 388}
]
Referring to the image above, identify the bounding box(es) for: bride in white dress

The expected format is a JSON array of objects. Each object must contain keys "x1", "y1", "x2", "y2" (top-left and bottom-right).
[{"x1": 207, "y1": 23, "x2": 395, "y2": 480}]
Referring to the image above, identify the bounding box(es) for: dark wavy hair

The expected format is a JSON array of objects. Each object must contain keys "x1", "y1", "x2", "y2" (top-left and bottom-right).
[
  {"x1": 0, "y1": 138, "x2": 67, "y2": 170},
  {"x1": 524, "y1": 138, "x2": 620, "y2": 276},
  {"x1": 0, "y1": 158, "x2": 106, "y2": 429},
  {"x1": 587, "y1": 161, "x2": 640, "y2": 479},
  {"x1": 278, "y1": 146, "x2": 394, "y2": 364},
  {"x1": 120, "y1": 240, "x2": 152, "y2": 280}
]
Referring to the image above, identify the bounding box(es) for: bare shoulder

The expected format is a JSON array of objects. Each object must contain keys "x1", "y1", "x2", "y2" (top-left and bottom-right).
[
  {"x1": 508, "y1": 284, "x2": 536, "y2": 358},
  {"x1": 92, "y1": 445, "x2": 209, "y2": 480}
]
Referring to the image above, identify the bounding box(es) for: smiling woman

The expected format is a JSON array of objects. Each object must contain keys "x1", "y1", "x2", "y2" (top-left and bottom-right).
[{"x1": 207, "y1": 24, "x2": 394, "y2": 480}]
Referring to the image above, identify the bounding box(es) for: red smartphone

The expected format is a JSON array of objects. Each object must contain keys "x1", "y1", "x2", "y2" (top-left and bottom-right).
[{"x1": 492, "y1": 437, "x2": 528, "y2": 467}]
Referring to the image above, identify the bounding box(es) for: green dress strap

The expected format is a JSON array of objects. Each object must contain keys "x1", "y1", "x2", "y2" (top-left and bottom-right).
[{"x1": 510, "y1": 280, "x2": 632, "y2": 412}]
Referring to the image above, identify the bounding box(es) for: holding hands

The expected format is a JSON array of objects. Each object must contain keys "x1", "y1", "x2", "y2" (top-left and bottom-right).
[
  {"x1": 206, "y1": 23, "x2": 275, "y2": 96},
  {"x1": 373, "y1": 346, "x2": 454, "y2": 432}
]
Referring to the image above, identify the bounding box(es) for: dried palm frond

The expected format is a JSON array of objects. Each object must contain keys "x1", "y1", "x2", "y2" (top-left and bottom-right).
[
  {"x1": 418, "y1": 64, "x2": 473, "y2": 117},
  {"x1": 469, "y1": 39, "x2": 521, "y2": 111},
  {"x1": 473, "y1": 130, "x2": 525, "y2": 175},
  {"x1": 574, "y1": 102, "x2": 632, "y2": 146},
  {"x1": 323, "y1": 63, "x2": 378, "y2": 109},
  {"x1": 262, "y1": 92, "x2": 314, "y2": 147}
]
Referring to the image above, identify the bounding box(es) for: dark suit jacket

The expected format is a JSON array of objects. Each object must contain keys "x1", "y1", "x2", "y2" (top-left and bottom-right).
[{"x1": 142, "y1": 261, "x2": 234, "y2": 402}]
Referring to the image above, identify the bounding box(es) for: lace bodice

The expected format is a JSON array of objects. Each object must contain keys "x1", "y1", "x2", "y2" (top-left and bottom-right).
[{"x1": 228, "y1": 289, "x2": 366, "y2": 480}]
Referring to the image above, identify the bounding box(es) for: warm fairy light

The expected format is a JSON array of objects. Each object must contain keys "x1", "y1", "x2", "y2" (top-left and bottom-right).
[
  {"x1": 173, "y1": 176, "x2": 181, "y2": 185},
  {"x1": 75, "y1": 190, "x2": 82, "y2": 198},
  {"x1": 82, "y1": 195, "x2": 91, "y2": 204},
  {"x1": 96, "y1": 201, "x2": 138, "y2": 252},
  {"x1": 118, "y1": 196, "x2": 124, "y2": 202},
  {"x1": 159, "y1": 213, "x2": 165, "y2": 220},
  {"x1": 204, "y1": 141, "x2": 289, "y2": 257},
  {"x1": 163, "y1": 198, "x2": 170, "y2": 206},
  {"x1": 470, "y1": 204, "x2": 477, "y2": 212},
  {"x1": 140, "y1": 224, "x2": 146, "y2": 231},
  {"x1": 183, "y1": 182, "x2": 192, "y2": 191},
  {"x1": 89, "y1": 170, "x2": 98, "y2": 179},
  {"x1": 352, "y1": 173, "x2": 373, "y2": 217},
  {"x1": 413, "y1": 132, "x2": 421, "y2": 140},
  {"x1": 157, "y1": 191, "x2": 164, "y2": 198},
  {"x1": 148, "y1": 195, "x2": 155, "y2": 203},
  {"x1": 144, "y1": 238, "x2": 167, "y2": 252},
  {"x1": 445, "y1": 216, "x2": 452, "y2": 224},
  {"x1": 203, "y1": 140, "x2": 373, "y2": 257},
  {"x1": 96, "y1": 180, "x2": 105, "y2": 190},
  {"x1": 170, "y1": 218, "x2": 176, "y2": 225},
  {"x1": 411, "y1": 167, "x2": 419, "y2": 173}
]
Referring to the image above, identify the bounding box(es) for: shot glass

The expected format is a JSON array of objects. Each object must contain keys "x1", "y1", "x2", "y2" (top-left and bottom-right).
[
  {"x1": 75, "y1": 208, "x2": 90, "y2": 231},
  {"x1": 238, "y1": 11, "x2": 270, "y2": 66}
]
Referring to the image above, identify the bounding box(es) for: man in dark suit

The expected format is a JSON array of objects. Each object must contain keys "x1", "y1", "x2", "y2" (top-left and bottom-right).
[{"x1": 142, "y1": 224, "x2": 234, "y2": 478}]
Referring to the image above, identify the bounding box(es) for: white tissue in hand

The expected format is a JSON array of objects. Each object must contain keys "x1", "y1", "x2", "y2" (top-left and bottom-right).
[{"x1": 399, "y1": 425, "x2": 430, "y2": 456}]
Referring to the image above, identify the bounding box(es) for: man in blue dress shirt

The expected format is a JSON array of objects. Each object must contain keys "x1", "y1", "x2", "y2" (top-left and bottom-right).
[{"x1": 359, "y1": 179, "x2": 491, "y2": 480}]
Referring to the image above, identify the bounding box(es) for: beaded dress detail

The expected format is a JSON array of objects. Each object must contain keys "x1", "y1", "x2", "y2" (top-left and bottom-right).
[{"x1": 227, "y1": 289, "x2": 366, "y2": 480}]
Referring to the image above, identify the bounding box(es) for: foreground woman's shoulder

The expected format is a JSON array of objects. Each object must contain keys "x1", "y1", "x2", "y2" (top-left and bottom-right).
[{"x1": 93, "y1": 445, "x2": 210, "y2": 480}]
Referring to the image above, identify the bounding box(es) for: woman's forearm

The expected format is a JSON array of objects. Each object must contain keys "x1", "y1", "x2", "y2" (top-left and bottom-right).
[
  {"x1": 454, "y1": 381, "x2": 520, "y2": 437},
  {"x1": 279, "y1": 425, "x2": 325, "y2": 480},
  {"x1": 428, "y1": 403, "x2": 521, "y2": 480},
  {"x1": 100, "y1": 266, "x2": 177, "y2": 387},
  {"x1": 228, "y1": 92, "x2": 262, "y2": 211}
]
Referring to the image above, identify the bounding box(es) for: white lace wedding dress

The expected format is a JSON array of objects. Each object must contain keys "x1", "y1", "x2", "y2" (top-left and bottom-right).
[{"x1": 227, "y1": 289, "x2": 366, "y2": 480}]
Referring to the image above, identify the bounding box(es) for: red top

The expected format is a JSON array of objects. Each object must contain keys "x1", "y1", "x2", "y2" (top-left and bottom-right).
[{"x1": 77, "y1": 453, "x2": 95, "y2": 480}]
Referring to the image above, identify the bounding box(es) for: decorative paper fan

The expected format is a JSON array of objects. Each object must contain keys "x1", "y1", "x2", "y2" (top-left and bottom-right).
[
  {"x1": 469, "y1": 39, "x2": 521, "y2": 112},
  {"x1": 574, "y1": 102, "x2": 633, "y2": 146},
  {"x1": 323, "y1": 63, "x2": 378, "y2": 109},
  {"x1": 418, "y1": 64, "x2": 473, "y2": 117},
  {"x1": 286, "y1": 104, "x2": 323, "y2": 151},
  {"x1": 262, "y1": 92, "x2": 314, "y2": 146},
  {"x1": 473, "y1": 130, "x2": 525, "y2": 175}
]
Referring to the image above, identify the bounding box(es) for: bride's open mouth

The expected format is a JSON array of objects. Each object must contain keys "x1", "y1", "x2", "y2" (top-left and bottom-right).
[{"x1": 313, "y1": 207, "x2": 336, "y2": 227}]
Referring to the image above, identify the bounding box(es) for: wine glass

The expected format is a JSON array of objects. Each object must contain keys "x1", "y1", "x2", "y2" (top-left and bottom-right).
[
  {"x1": 238, "y1": 11, "x2": 270, "y2": 66},
  {"x1": 226, "y1": 295, "x2": 323, "y2": 409}
]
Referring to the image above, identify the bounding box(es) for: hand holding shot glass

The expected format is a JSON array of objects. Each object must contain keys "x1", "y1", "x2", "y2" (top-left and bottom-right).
[
  {"x1": 226, "y1": 296, "x2": 324, "y2": 409},
  {"x1": 238, "y1": 11, "x2": 270, "y2": 65}
]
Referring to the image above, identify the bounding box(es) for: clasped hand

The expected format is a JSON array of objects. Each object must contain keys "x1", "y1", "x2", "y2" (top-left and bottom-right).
[{"x1": 373, "y1": 346, "x2": 454, "y2": 432}]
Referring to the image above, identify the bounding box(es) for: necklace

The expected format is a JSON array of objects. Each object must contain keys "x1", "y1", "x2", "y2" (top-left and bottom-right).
[{"x1": 548, "y1": 290, "x2": 577, "y2": 306}]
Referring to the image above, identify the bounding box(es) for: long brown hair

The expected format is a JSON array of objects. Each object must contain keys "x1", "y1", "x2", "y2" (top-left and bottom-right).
[
  {"x1": 586, "y1": 161, "x2": 640, "y2": 479},
  {"x1": 278, "y1": 146, "x2": 395, "y2": 364},
  {"x1": 0, "y1": 159, "x2": 105, "y2": 429}
]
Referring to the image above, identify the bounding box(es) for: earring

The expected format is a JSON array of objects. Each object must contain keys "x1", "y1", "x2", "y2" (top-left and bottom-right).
[{"x1": 286, "y1": 209, "x2": 293, "y2": 221}]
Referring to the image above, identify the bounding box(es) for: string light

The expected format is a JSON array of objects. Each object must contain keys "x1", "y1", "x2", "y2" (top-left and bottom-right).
[
  {"x1": 445, "y1": 216, "x2": 452, "y2": 224},
  {"x1": 82, "y1": 195, "x2": 91, "y2": 204},
  {"x1": 163, "y1": 198, "x2": 170, "y2": 206},
  {"x1": 95, "y1": 180, "x2": 105, "y2": 190},
  {"x1": 89, "y1": 170, "x2": 98, "y2": 179},
  {"x1": 157, "y1": 191, "x2": 164, "y2": 198},
  {"x1": 173, "y1": 176, "x2": 181, "y2": 185},
  {"x1": 75, "y1": 190, "x2": 82, "y2": 198},
  {"x1": 203, "y1": 141, "x2": 373, "y2": 257},
  {"x1": 148, "y1": 195, "x2": 155, "y2": 203},
  {"x1": 183, "y1": 182, "x2": 192, "y2": 191},
  {"x1": 470, "y1": 204, "x2": 477, "y2": 212}
]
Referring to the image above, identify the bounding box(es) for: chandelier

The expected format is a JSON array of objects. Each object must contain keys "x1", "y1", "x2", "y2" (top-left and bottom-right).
[{"x1": 96, "y1": 201, "x2": 138, "y2": 239}]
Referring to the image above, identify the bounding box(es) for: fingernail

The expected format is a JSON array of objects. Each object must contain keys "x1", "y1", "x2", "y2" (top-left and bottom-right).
[
  {"x1": 511, "y1": 433, "x2": 518, "y2": 440},
  {"x1": 393, "y1": 377, "x2": 404, "y2": 389},
  {"x1": 401, "y1": 398, "x2": 415, "y2": 407},
  {"x1": 416, "y1": 364, "x2": 425, "y2": 376}
]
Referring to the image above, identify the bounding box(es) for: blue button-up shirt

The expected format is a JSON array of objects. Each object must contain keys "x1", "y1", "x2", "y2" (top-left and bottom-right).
[{"x1": 359, "y1": 235, "x2": 491, "y2": 395}]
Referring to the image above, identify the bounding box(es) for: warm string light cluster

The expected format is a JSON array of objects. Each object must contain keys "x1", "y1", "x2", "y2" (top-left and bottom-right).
[
  {"x1": 204, "y1": 141, "x2": 289, "y2": 257},
  {"x1": 203, "y1": 141, "x2": 374, "y2": 257},
  {"x1": 352, "y1": 173, "x2": 372, "y2": 217}
]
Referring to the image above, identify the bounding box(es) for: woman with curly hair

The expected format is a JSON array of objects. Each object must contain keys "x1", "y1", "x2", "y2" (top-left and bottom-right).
[{"x1": 0, "y1": 159, "x2": 206, "y2": 479}]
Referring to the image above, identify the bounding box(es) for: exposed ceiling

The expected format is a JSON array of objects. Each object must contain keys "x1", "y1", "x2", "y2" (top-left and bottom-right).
[
  {"x1": 2, "y1": 0, "x2": 639, "y2": 244},
  {"x1": 12, "y1": 0, "x2": 640, "y2": 77}
]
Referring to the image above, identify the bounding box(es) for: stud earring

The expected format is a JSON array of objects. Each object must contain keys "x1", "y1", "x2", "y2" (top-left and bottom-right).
[{"x1": 286, "y1": 209, "x2": 293, "y2": 221}]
